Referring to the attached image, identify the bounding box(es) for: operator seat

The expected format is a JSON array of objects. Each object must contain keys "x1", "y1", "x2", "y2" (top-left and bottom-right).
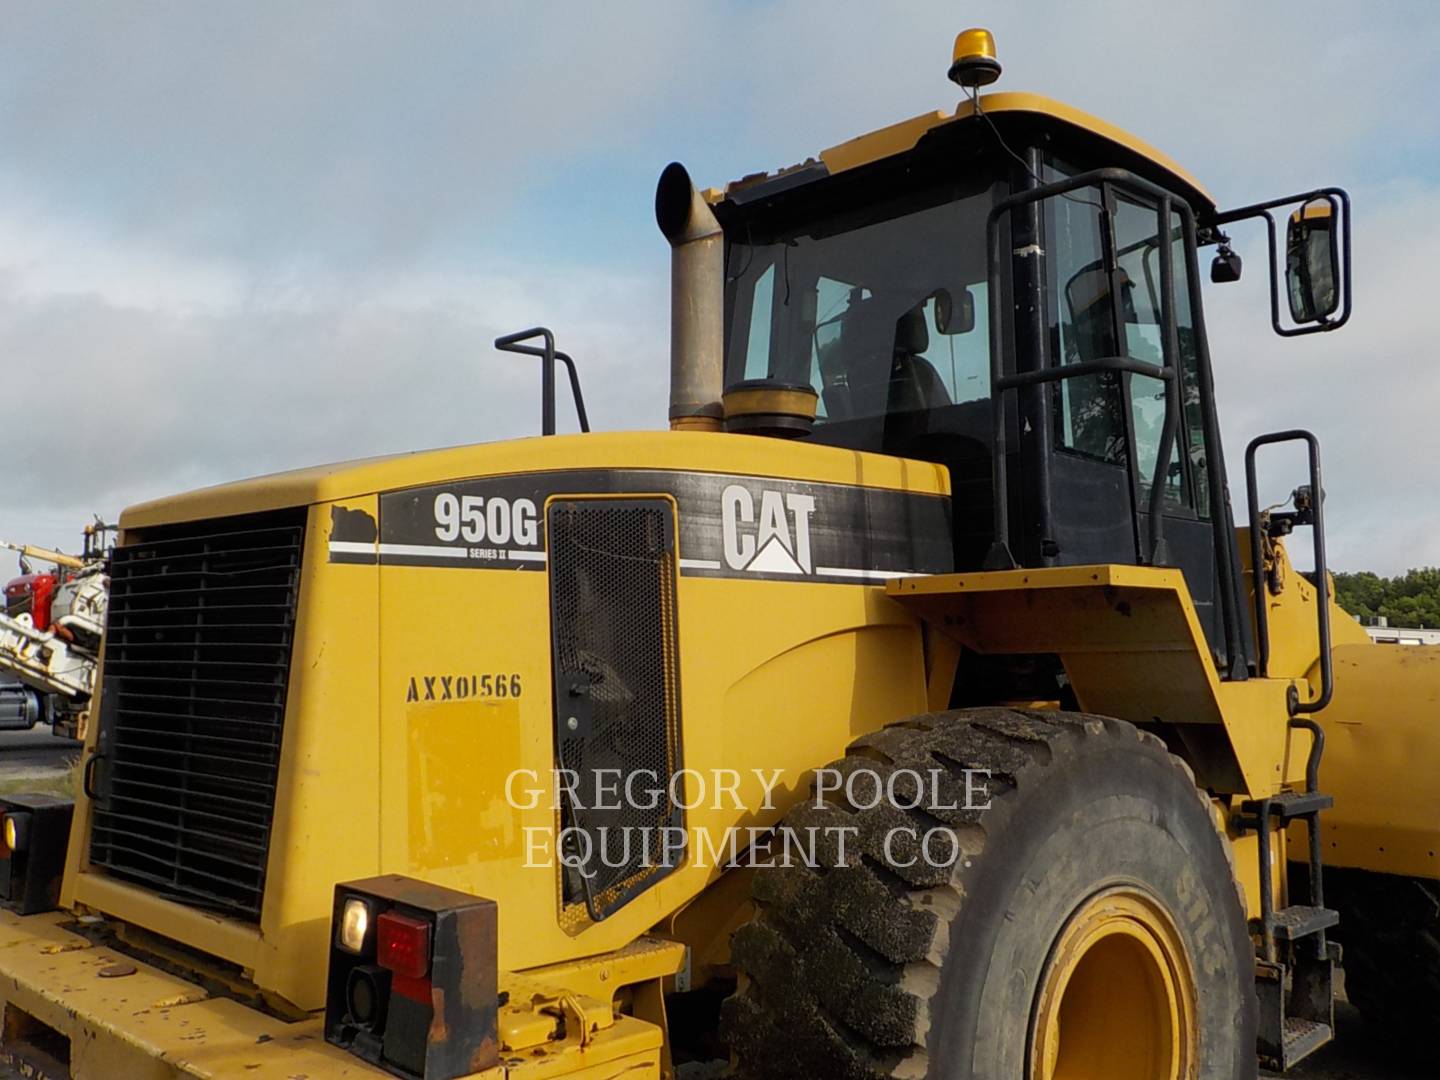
[{"x1": 887, "y1": 305, "x2": 952, "y2": 414}]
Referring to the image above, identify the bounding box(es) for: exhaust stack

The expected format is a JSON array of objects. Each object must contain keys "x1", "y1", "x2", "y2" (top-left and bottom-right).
[{"x1": 656, "y1": 162, "x2": 725, "y2": 431}]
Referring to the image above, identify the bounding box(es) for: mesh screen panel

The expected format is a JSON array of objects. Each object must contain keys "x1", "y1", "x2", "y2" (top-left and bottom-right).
[{"x1": 547, "y1": 499, "x2": 683, "y2": 921}]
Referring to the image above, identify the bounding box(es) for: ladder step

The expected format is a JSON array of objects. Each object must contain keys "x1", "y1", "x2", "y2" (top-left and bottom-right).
[
  {"x1": 1281, "y1": 1017, "x2": 1333, "y2": 1068},
  {"x1": 1269, "y1": 791, "x2": 1334, "y2": 819},
  {"x1": 1240, "y1": 790, "x2": 1334, "y2": 822},
  {"x1": 1271, "y1": 905, "x2": 1339, "y2": 942}
]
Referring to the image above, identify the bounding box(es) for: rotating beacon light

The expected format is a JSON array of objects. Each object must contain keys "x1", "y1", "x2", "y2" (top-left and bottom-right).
[{"x1": 948, "y1": 28, "x2": 1002, "y2": 89}]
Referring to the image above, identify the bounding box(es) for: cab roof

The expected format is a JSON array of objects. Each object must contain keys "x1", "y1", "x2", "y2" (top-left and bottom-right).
[{"x1": 719, "y1": 91, "x2": 1212, "y2": 213}]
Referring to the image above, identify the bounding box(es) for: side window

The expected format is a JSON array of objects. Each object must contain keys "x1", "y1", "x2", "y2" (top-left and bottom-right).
[
  {"x1": 1113, "y1": 196, "x2": 1185, "y2": 509},
  {"x1": 1046, "y1": 190, "x2": 1205, "y2": 514},
  {"x1": 741, "y1": 263, "x2": 777, "y2": 380},
  {"x1": 809, "y1": 276, "x2": 860, "y2": 420},
  {"x1": 1173, "y1": 232, "x2": 1210, "y2": 518},
  {"x1": 723, "y1": 186, "x2": 997, "y2": 439},
  {"x1": 1048, "y1": 189, "x2": 1125, "y2": 462},
  {"x1": 1112, "y1": 197, "x2": 1209, "y2": 514},
  {"x1": 912, "y1": 285, "x2": 991, "y2": 405},
  {"x1": 806, "y1": 281, "x2": 991, "y2": 420}
]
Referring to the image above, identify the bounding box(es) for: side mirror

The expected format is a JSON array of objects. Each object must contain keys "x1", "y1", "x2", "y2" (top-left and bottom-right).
[
  {"x1": 1285, "y1": 197, "x2": 1341, "y2": 324},
  {"x1": 1211, "y1": 186, "x2": 1350, "y2": 337},
  {"x1": 932, "y1": 286, "x2": 976, "y2": 334}
]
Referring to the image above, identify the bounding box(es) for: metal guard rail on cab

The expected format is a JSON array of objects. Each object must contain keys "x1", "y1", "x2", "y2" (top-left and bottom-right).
[
  {"x1": 984, "y1": 167, "x2": 1187, "y2": 572},
  {"x1": 1245, "y1": 429, "x2": 1332, "y2": 713},
  {"x1": 494, "y1": 326, "x2": 592, "y2": 436}
]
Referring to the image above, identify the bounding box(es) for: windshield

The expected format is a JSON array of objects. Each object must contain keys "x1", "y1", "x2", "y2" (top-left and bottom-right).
[{"x1": 724, "y1": 179, "x2": 1000, "y2": 432}]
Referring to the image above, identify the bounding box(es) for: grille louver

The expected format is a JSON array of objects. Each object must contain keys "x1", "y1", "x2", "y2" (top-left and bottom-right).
[{"x1": 88, "y1": 509, "x2": 305, "y2": 921}]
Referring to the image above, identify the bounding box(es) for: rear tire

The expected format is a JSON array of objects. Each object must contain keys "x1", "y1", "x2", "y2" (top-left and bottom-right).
[{"x1": 721, "y1": 708, "x2": 1257, "y2": 1079}]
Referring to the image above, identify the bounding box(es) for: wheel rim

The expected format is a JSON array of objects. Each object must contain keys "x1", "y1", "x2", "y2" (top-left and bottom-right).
[{"x1": 1030, "y1": 886, "x2": 1198, "y2": 1080}]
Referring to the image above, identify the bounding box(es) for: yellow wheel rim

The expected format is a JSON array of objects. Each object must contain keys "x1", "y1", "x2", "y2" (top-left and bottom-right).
[{"x1": 1030, "y1": 887, "x2": 1198, "y2": 1080}]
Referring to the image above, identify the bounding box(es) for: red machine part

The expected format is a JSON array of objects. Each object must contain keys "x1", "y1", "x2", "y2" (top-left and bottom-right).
[{"x1": 4, "y1": 573, "x2": 57, "y2": 631}]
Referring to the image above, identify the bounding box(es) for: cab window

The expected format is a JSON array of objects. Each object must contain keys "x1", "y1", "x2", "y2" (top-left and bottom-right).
[
  {"x1": 1047, "y1": 186, "x2": 1125, "y2": 462},
  {"x1": 1045, "y1": 188, "x2": 1206, "y2": 513},
  {"x1": 725, "y1": 181, "x2": 997, "y2": 428}
]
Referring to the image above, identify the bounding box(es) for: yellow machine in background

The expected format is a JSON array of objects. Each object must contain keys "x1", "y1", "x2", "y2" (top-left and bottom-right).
[{"x1": 0, "y1": 27, "x2": 1429, "y2": 1080}]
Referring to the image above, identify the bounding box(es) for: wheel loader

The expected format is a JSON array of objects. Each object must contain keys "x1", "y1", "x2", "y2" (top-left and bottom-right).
[{"x1": 0, "y1": 27, "x2": 1430, "y2": 1080}]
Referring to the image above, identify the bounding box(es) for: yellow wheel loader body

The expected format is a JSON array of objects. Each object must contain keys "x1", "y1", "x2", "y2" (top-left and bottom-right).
[{"x1": 63, "y1": 431, "x2": 948, "y2": 1012}]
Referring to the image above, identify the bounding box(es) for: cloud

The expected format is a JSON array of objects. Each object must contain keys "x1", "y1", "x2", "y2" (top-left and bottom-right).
[
  {"x1": 0, "y1": 2, "x2": 731, "y2": 268},
  {"x1": 1, "y1": 2, "x2": 1436, "y2": 269},
  {"x1": 1205, "y1": 178, "x2": 1440, "y2": 573},
  {"x1": 671, "y1": 3, "x2": 1440, "y2": 208},
  {"x1": 0, "y1": 228, "x2": 667, "y2": 559},
  {"x1": 0, "y1": 1, "x2": 1434, "y2": 580}
]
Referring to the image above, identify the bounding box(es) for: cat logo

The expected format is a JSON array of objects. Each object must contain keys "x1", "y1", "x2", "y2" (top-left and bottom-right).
[{"x1": 721, "y1": 484, "x2": 817, "y2": 575}]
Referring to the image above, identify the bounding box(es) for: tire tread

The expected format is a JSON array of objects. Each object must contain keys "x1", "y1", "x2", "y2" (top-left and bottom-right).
[{"x1": 722, "y1": 707, "x2": 1255, "y2": 1079}]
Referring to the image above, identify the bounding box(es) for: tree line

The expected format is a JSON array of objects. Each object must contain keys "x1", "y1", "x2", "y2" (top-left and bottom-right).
[{"x1": 1333, "y1": 569, "x2": 1440, "y2": 628}]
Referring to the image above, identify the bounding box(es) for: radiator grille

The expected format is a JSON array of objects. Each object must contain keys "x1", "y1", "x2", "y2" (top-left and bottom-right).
[
  {"x1": 548, "y1": 499, "x2": 683, "y2": 922},
  {"x1": 88, "y1": 509, "x2": 305, "y2": 921}
]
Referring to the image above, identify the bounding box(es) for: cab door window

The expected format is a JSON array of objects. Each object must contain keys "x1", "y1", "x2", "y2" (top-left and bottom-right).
[
  {"x1": 1112, "y1": 196, "x2": 1209, "y2": 516},
  {"x1": 1113, "y1": 194, "x2": 1186, "y2": 509},
  {"x1": 1048, "y1": 187, "x2": 1125, "y2": 462},
  {"x1": 1047, "y1": 188, "x2": 1202, "y2": 512}
]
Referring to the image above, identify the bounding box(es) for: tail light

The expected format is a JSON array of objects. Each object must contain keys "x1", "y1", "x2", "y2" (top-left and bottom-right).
[
  {"x1": 378, "y1": 909, "x2": 431, "y2": 982},
  {"x1": 325, "y1": 875, "x2": 499, "y2": 1080},
  {"x1": 0, "y1": 795, "x2": 74, "y2": 914}
]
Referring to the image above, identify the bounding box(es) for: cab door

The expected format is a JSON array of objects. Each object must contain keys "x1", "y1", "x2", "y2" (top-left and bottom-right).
[{"x1": 1037, "y1": 181, "x2": 1223, "y2": 656}]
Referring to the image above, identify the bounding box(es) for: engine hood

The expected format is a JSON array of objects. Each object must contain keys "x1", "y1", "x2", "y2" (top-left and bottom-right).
[{"x1": 118, "y1": 430, "x2": 950, "y2": 531}]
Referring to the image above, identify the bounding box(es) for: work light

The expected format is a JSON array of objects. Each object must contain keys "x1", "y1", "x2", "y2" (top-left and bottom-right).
[
  {"x1": 0, "y1": 795, "x2": 73, "y2": 915},
  {"x1": 3, "y1": 813, "x2": 23, "y2": 852},
  {"x1": 339, "y1": 896, "x2": 371, "y2": 953}
]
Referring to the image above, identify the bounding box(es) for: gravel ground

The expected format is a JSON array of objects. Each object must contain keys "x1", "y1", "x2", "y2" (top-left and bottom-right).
[
  {"x1": 0, "y1": 725, "x2": 79, "y2": 795},
  {"x1": 0, "y1": 1005, "x2": 1422, "y2": 1080},
  {"x1": 0, "y1": 724, "x2": 78, "y2": 762}
]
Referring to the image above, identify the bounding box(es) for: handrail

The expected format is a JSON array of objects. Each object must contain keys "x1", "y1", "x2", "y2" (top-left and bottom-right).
[
  {"x1": 1290, "y1": 717, "x2": 1326, "y2": 795},
  {"x1": 1244, "y1": 429, "x2": 1332, "y2": 712},
  {"x1": 984, "y1": 168, "x2": 1185, "y2": 571},
  {"x1": 494, "y1": 327, "x2": 591, "y2": 436},
  {"x1": 995, "y1": 355, "x2": 1173, "y2": 389}
]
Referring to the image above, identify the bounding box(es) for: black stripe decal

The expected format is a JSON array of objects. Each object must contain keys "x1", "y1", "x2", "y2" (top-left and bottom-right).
[{"x1": 328, "y1": 468, "x2": 953, "y2": 583}]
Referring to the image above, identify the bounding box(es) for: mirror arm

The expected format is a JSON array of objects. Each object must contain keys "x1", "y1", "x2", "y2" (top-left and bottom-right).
[{"x1": 1211, "y1": 187, "x2": 1352, "y2": 337}]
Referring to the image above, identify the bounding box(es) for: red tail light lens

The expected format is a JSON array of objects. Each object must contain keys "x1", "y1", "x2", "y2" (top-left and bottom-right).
[{"x1": 377, "y1": 910, "x2": 431, "y2": 980}]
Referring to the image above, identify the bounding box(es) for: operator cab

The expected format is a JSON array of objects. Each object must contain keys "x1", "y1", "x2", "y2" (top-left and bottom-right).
[
  {"x1": 718, "y1": 143, "x2": 997, "y2": 567},
  {"x1": 707, "y1": 70, "x2": 1271, "y2": 675}
]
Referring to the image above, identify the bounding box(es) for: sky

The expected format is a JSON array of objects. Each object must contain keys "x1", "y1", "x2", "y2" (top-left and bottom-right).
[{"x1": 0, "y1": 1, "x2": 1437, "y2": 575}]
